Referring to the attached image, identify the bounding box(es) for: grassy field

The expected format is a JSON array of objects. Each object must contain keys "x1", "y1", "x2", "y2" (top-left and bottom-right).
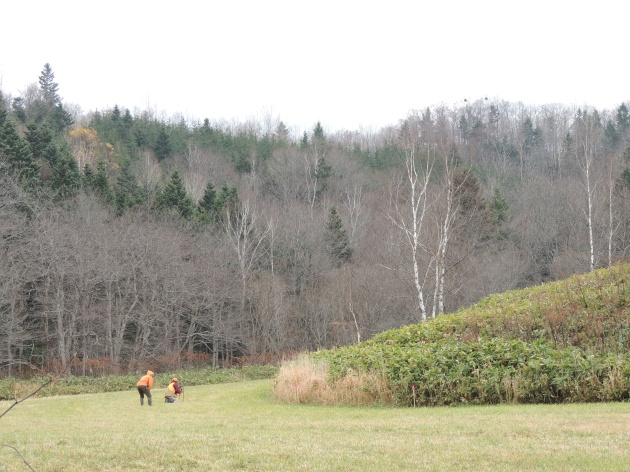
[{"x1": 1, "y1": 379, "x2": 629, "y2": 471}]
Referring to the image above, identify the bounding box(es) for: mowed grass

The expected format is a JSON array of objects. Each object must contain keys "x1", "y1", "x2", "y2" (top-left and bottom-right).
[{"x1": 1, "y1": 380, "x2": 629, "y2": 471}]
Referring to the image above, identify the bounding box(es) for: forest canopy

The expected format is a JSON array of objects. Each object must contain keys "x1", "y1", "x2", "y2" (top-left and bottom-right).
[{"x1": 2, "y1": 64, "x2": 630, "y2": 376}]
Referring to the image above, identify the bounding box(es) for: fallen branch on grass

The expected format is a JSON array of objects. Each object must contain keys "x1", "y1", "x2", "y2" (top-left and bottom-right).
[{"x1": 0, "y1": 357, "x2": 74, "y2": 471}]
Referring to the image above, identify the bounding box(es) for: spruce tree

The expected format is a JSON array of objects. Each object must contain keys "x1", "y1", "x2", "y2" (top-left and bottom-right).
[
  {"x1": 313, "y1": 121, "x2": 324, "y2": 140},
  {"x1": 325, "y1": 206, "x2": 352, "y2": 265},
  {"x1": 616, "y1": 103, "x2": 630, "y2": 135},
  {"x1": 154, "y1": 127, "x2": 172, "y2": 161},
  {"x1": 39, "y1": 63, "x2": 60, "y2": 105},
  {"x1": 214, "y1": 183, "x2": 239, "y2": 219},
  {"x1": 0, "y1": 109, "x2": 39, "y2": 183},
  {"x1": 489, "y1": 188, "x2": 510, "y2": 241},
  {"x1": 115, "y1": 160, "x2": 146, "y2": 214},
  {"x1": 25, "y1": 122, "x2": 54, "y2": 160},
  {"x1": 300, "y1": 131, "x2": 309, "y2": 150},
  {"x1": 82, "y1": 164, "x2": 95, "y2": 188},
  {"x1": 93, "y1": 160, "x2": 114, "y2": 204},
  {"x1": 36, "y1": 63, "x2": 73, "y2": 132},
  {"x1": 198, "y1": 181, "x2": 217, "y2": 223},
  {"x1": 111, "y1": 105, "x2": 121, "y2": 122},
  {"x1": 43, "y1": 141, "x2": 61, "y2": 167},
  {"x1": 156, "y1": 170, "x2": 195, "y2": 219},
  {"x1": 51, "y1": 145, "x2": 80, "y2": 198}
]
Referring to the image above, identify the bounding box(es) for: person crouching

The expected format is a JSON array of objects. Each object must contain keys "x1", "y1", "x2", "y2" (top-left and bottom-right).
[{"x1": 164, "y1": 377, "x2": 182, "y2": 403}]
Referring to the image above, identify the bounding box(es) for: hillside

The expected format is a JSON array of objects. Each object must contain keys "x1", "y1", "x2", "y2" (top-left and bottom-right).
[
  {"x1": 274, "y1": 264, "x2": 630, "y2": 406},
  {"x1": 3, "y1": 64, "x2": 630, "y2": 373}
]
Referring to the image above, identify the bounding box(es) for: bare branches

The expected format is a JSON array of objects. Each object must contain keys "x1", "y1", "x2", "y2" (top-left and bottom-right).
[
  {"x1": 0, "y1": 359, "x2": 72, "y2": 471},
  {"x1": 0, "y1": 444, "x2": 35, "y2": 472},
  {"x1": 0, "y1": 377, "x2": 53, "y2": 420}
]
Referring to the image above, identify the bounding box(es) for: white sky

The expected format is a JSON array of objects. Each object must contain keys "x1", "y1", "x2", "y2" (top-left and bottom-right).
[{"x1": 0, "y1": 1, "x2": 627, "y2": 133}]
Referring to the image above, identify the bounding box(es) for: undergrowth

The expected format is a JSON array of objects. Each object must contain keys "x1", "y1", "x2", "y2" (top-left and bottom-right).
[{"x1": 274, "y1": 263, "x2": 630, "y2": 407}]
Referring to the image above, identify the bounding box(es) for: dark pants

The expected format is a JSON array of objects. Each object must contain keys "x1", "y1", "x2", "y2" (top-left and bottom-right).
[{"x1": 137, "y1": 386, "x2": 152, "y2": 405}]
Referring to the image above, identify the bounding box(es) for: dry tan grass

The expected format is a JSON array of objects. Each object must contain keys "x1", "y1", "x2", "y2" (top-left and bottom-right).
[{"x1": 272, "y1": 354, "x2": 395, "y2": 406}]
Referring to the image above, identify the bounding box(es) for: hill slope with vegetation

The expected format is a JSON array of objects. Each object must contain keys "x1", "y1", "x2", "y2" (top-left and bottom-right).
[
  {"x1": 274, "y1": 264, "x2": 630, "y2": 406},
  {"x1": 4, "y1": 63, "x2": 630, "y2": 376}
]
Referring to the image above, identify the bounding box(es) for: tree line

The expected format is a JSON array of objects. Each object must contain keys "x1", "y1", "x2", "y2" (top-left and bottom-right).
[{"x1": 2, "y1": 64, "x2": 630, "y2": 376}]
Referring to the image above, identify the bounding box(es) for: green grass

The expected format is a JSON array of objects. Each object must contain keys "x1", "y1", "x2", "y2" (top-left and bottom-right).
[{"x1": 1, "y1": 380, "x2": 629, "y2": 471}]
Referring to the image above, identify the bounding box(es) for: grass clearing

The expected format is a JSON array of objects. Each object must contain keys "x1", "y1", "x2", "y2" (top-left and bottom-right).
[{"x1": 0, "y1": 380, "x2": 629, "y2": 471}]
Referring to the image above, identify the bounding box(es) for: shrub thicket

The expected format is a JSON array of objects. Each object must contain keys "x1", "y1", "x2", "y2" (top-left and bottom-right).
[{"x1": 276, "y1": 263, "x2": 630, "y2": 406}]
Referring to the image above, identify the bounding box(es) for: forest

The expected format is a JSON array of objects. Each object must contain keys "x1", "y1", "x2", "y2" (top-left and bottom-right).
[{"x1": 1, "y1": 64, "x2": 630, "y2": 376}]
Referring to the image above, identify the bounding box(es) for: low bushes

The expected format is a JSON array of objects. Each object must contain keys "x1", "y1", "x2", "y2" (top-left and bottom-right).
[
  {"x1": 274, "y1": 264, "x2": 630, "y2": 407},
  {"x1": 312, "y1": 339, "x2": 630, "y2": 406},
  {"x1": 0, "y1": 364, "x2": 278, "y2": 401}
]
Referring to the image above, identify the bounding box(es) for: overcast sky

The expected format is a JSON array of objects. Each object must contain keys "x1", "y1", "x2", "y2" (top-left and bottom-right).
[{"x1": 1, "y1": 1, "x2": 627, "y2": 133}]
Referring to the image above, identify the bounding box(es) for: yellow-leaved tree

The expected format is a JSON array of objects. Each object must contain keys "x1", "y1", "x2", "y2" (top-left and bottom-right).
[{"x1": 68, "y1": 127, "x2": 116, "y2": 170}]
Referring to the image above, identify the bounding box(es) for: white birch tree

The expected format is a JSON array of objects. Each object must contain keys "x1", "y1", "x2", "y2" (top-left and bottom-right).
[
  {"x1": 574, "y1": 109, "x2": 603, "y2": 272},
  {"x1": 388, "y1": 122, "x2": 434, "y2": 321}
]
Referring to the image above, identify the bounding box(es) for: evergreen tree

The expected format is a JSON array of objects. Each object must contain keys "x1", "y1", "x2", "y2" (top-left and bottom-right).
[
  {"x1": 0, "y1": 108, "x2": 39, "y2": 182},
  {"x1": 53, "y1": 103, "x2": 74, "y2": 131},
  {"x1": 51, "y1": 145, "x2": 80, "y2": 198},
  {"x1": 489, "y1": 188, "x2": 510, "y2": 241},
  {"x1": 616, "y1": 103, "x2": 630, "y2": 135},
  {"x1": 522, "y1": 117, "x2": 542, "y2": 154},
  {"x1": 315, "y1": 157, "x2": 332, "y2": 180},
  {"x1": 300, "y1": 131, "x2": 309, "y2": 150},
  {"x1": 111, "y1": 105, "x2": 121, "y2": 122},
  {"x1": 214, "y1": 183, "x2": 239, "y2": 218},
  {"x1": 134, "y1": 127, "x2": 149, "y2": 149},
  {"x1": 198, "y1": 181, "x2": 217, "y2": 220},
  {"x1": 36, "y1": 63, "x2": 73, "y2": 132},
  {"x1": 156, "y1": 170, "x2": 195, "y2": 219},
  {"x1": 311, "y1": 121, "x2": 329, "y2": 157},
  {"x1": 115, "y1": 160, "x2": 146, "y2": 214},
  {"x1": 454, "y1": 168, "x2": 487, "y2": 216},
  {"x1": 314, "y1": 157, "x2": 333, "y2": 200},
  {"x1": 605, "y1": 121, "x2": 621, "y2": 150},
  {"x1": 256, "y1": 135, "x2": 273, "y2": 162},
  {"x1": 123, "y1": 108, "x2": 133, "y2": 128},
  {"x1": 82, "y1": 164, "x2": 95, "y2": 188},
  {"x1": 92, "y1": 160, "x2": 114, "y2": 204},
  {"x1": 12, "y1": 97, "x2": 27, "y2": 123},
  {"x1": 618, "y1": 167, "x2": 630, "y2": 190},
  {"x1": 313, "y1": 121, "x2": 324, "y2": 140},
  {"x1": 154, "y1": 127, "x2": 172, "y2": 161},
  {"x1": 490, "y1": 188, "x2": 508, "y2": 224},
  {"x1": 325, "y1": 206, "x2": 352, "y2": 265},
  {"x1": 39, "y1": 63, "x2": 60, "y2": 105},
  {"x1": 25, "y1": 122, "x2": 54, "y2": 160},
  {"x1": 43, "y1": 140, "x2": 61, "y2": 167}
]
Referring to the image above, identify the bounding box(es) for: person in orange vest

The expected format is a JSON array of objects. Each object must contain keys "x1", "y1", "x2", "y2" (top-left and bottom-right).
[
  {"x1": 136, "y1": 370, "x2": 154, "y2": 406},
  {"x1": 164, "y1": 377, "x2": 182, "y2": 403}
]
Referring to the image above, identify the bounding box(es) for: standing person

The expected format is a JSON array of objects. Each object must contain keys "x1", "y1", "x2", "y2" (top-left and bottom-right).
[
  {"x1": 136, "y1": 370, "x2": 154, "y2": 406},
  {"x1": 164, "y1": 377, "x2": 182, "y2": 403}
]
